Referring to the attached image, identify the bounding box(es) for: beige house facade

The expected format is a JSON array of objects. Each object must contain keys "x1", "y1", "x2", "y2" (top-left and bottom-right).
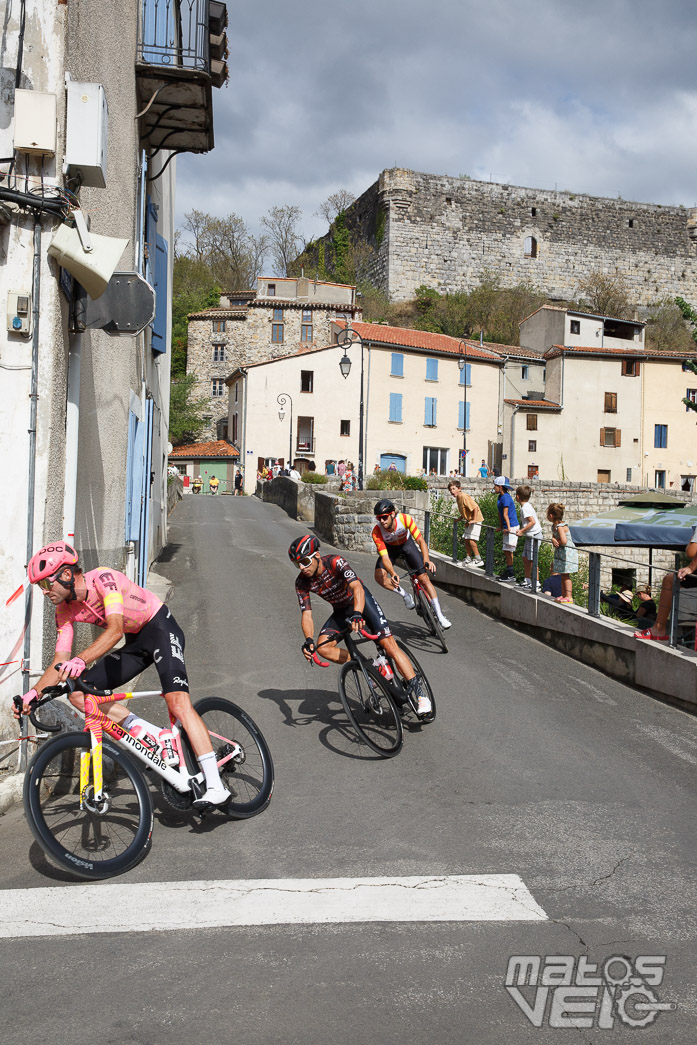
[
  {"x1": 187, "y1": 277, "x2": 361, "y2": 440},
  {"x1": 641, "y1": 352, "x2": 697, "y2": 492},
  {"x1": 227, "y1": 323, "x2": 503, "y2": 494}
]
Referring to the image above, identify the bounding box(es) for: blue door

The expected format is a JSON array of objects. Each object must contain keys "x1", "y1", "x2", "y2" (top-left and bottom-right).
[{"x1": 380, "y1": 453, "x2": 406, "y2": 473}]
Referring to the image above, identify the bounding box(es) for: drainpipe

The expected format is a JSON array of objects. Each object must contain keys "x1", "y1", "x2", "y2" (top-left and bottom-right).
[
  {"x1": 240, "y1": 368, "x2": 248, "y2": 490},
  {"x1": 509, "y1": 404, "x2": 520, "y2": 480},
  {"x1": 62, "y1": 331, "x2": 82, "y2": 541},
  {"x1": 20, "y1": 223, "x2": 42, "y2": 765}
]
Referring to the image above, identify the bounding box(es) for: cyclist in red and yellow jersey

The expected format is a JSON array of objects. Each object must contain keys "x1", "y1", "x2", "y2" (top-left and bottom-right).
[{"x1": 371, "y1": 500, "x2": 451, "y2": 629}]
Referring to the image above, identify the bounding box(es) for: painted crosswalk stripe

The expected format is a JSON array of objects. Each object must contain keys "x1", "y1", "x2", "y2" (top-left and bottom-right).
[{"x1": 0, "y1": 874, "x2": 547, "y2": 938}]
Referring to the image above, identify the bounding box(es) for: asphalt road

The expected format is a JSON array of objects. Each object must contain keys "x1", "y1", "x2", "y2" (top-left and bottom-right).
[{"x1": 2, "y1": 494, "x2": 696, "y2": 1044}]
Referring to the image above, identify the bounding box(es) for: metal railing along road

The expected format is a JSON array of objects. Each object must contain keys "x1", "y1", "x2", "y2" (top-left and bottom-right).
[{"x1": 408, "y1": 502, "x2": 696, "y2": 652}]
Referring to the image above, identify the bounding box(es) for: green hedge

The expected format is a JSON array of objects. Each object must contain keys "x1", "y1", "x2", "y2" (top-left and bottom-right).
[
  {"x1": 366, "y1": 469, "x2": 428, "y2": 491},
  {"x1": 301, "y1": 472, "x2": 329, "y2": 485}
]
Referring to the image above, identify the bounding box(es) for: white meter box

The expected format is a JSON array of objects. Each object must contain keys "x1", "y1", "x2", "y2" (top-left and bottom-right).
[
  {"x1": 13, "y1": 91, "x2": 56, "y2": 155},
  {"x1": 65, "y1": 80, "x2": 108, "y2": 188}
]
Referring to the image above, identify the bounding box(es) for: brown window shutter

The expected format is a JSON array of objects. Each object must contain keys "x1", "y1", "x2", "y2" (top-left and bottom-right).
[
  {"x1": 600, "y1": 427, "x2": 605, "y2": 446},
  {"x1": 616, "y1": 429, "x2": 621, "y2": 447}
]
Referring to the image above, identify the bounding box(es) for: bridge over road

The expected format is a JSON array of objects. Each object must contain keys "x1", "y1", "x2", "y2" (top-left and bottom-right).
[{"x1": 0, "y1": 495, "x2": 695, "y2": 1042}]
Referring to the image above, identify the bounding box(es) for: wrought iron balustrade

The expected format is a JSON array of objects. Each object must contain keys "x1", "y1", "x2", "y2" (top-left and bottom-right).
[{"x1": 138, "y1": 0, "x2": 210, "y2": 73}]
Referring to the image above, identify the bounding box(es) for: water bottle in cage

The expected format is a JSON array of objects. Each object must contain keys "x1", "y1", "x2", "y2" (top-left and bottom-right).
[
  {"x1": 372, "y1": 655, "x2": 394, "y2": 680},
  {"x1": 157, "y1": 727, "x2": 179, "y2": 766}
]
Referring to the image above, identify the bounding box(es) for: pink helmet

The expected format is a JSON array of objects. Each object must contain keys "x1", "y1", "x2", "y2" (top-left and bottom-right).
[{"x1": 27, "y1": 541, "x2": 79, "y2": 584}]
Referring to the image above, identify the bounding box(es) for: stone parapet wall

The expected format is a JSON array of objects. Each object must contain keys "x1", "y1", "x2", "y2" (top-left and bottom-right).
[
  {"x1": 315, "y1": 489, "x2": 429, "y2": 553},
  {"x1": 335, "y1": 168, "x2": 697, "y2": 305}
]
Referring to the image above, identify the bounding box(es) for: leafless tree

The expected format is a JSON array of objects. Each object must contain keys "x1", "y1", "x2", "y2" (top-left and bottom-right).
[
  {"x1": 261, "y1": 204, "x2": 304, "y2": 276},
  {"x1": 316, "y1": 189, "x2": 356, "y2": 226},
  {"x1": 180, "y1": 210, "x2": 268, "y2": 289}
]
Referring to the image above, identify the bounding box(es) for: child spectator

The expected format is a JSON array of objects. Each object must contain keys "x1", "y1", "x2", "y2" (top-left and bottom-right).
[
  {"x1": 493, "y1": 476, "x2": 519, "y2": 582},
  {"x1": 547, "y1": 502, "x2": 578, "y2": 604},
  {"x1": 447, "y1": 479, "x2": 484, "y2": 567},
  {"x1": 515, "y1": 485, "x2": 542, "y2": 590}
]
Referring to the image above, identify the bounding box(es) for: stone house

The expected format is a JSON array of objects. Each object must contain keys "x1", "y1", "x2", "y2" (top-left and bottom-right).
[
  {"x1": 186, "y1": 276, "x2": 361, "y2": 440},
  {"x1": 520, "y1": 303, "x2": 645, "y2": 354}
]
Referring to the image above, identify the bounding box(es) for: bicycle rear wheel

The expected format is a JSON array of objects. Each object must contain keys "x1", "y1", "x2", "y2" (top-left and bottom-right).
[
  {"x1": 23, "y1": 732, "x2": 153, "y2": 880},
  {"x1": 194, "y1": 697, "x2": 274, "y2": 818},
  {"x1": 392, "y1": 638, "x2": 436, "y2": 723},
  {"x1": 338, "y1": 662, "x2": 403, "y2": 757},
  {"x1": 414, "y1": 585, "x2": 448, "y2": 654}
]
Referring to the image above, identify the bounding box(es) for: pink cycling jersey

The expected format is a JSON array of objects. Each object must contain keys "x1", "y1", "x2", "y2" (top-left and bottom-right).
[{"x1": 54, "y1": 567, "x2": 162, "y2": 653}]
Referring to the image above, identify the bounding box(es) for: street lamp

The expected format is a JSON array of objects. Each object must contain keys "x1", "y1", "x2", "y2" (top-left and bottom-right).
[
  {"x1": 277, "y1": 392, "x2": 293, "y2": 469},
  {"x1": 337, "y1": 325, "x2": 365, "y2": 490},
  {"x1": 458, "y1": 341, "x2": 468, "y2": 476}
]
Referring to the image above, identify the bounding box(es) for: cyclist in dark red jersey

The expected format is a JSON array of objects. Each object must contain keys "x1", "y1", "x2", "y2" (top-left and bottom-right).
[{"x1": 289, "y1": 534, "x2": 431, "y2": 715}]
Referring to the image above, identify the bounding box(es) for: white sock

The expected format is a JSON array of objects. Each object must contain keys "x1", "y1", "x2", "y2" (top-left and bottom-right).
[
  {"x1": 198, "y1": 750, "x2": 224, "y2": 790},
  {"x1": 432, "y1": 597, "x2": 443, "y2": 616},
  {"x1": 396, "y1": 585, "x2": 408, "y2": 599},
  {"x1": 123, "y1": 713, "x2": 159, "y2": 736}
]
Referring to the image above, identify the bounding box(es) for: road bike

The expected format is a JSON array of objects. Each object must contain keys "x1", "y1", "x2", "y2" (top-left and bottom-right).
[
  {"x1": 405, "y1": 568, "x2": 449, "y2": 654},
  {"x1": 15, "y1": 676, "x2": 274, "y2": 880},
  {"x1": 309, "y1": 626, "x2": 436, "y2": 757}
]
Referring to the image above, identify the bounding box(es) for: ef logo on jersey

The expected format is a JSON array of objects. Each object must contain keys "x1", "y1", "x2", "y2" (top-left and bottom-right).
[{"x1": 99, "y1": 571, "x2": 118, "y2": 592}]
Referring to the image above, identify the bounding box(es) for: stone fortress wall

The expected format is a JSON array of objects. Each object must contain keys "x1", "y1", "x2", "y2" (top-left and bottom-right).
[{"x1": 338, "y1": 167, "x2": 697, "y2": 306}]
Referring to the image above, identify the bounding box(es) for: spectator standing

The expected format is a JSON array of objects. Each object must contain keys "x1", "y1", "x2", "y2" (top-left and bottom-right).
[
  {"x1": 342, "y1": 463, "x2": 357, "y2": 492},
  {"x1": 337, "y1": 460, "x2": 346, "y2": 478},
  {"x1": 234, "y1": 470, "x2": 243, "y2": 495},
  {"x1": 289, "y1": 465, "x2": 301, "y2": 481},
  {"x1": 326, "y1": 460, "x2": 336, "y2": 476},
  {"x1": 515, "y1": 485, "x2": 543, "y2": 591},
  {"x1": 494, "y1": 476, "x2": 519, "y2": 582},
  {"x1": 478, "y1": 460, "x2": 489, "y2": 478},
  {"x1": 547, "y1": 502, "x2": 578, "y2": 604},
  {"x1": 447, "y1": 480, "x2": 484, "y2": 567}
]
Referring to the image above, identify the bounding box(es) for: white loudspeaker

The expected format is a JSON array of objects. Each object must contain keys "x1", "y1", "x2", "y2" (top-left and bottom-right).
[{"x1": 47, "y1": 224, "x2": 129, "y2": 299}]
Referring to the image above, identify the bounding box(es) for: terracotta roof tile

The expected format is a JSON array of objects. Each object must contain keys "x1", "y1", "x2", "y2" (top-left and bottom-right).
[
  {"x1": 338, "y1": 321, "x2": 506, "y2": 361},
  {"x1": 169, "y1": 439, "x2": 239, "y2": 459},
  {"x1": 545, "y1": 344, "x2": 646, "y2": 359},
  {"x1": 504, "y1": 398, "x2": 562, "y2": 409}
]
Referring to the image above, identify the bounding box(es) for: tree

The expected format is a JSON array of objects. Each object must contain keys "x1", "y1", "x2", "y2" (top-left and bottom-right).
[
  {"x1": 179, "y1": 209, "x2": 267, "y2": 289},
  {"x1": 575, "y1": 271, "x2": 631, "y2": 318},
  {"x1": 644, "y1": 298, "x2": 696, "y2": 352},
  {"x1": 261, "y1": 204, "x2": 303, "y2": 276},
  {"x1": 171, "y1": 256, "x2": 220, "y2": 377},
  {"x1": 169, "y1": 373, "x2": 209, "y2": 445},
  {"x1": 316, "y1": 189, "x2": 356, "y2": 226}
]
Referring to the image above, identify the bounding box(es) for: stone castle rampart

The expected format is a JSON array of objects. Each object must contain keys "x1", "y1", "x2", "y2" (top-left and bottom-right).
[{"x1": 340, "y1": 168, "x2": 697, "y2": 305}]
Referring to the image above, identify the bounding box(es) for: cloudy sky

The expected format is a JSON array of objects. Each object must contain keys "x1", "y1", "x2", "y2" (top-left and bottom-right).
[{"x1": 176, "y1": 0, "x2": 697, "y2": 245}]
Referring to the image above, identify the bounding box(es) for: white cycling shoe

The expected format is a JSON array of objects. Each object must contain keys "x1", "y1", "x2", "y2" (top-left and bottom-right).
[
  {"x1": 403, "y1": 593, "x2": 415, "y2": 610},
  {"x1": 193, "y1": 785, "x2": 231, "y2": 808},
  {"x1": 437, "y1": 615, "x2": 452, "y2": 629},
  {"x1": 416, "y1": 693, "x2": 433, "y2": 716}
]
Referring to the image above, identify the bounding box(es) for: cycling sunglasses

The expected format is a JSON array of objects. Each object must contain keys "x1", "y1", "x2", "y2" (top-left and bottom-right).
[
  {"x1": 375, "y1": 512, "x2": 394, "y2": 521},
  {"x1": 37, "y1": 573, "x2": 59, "y2": 591},
  {"x1": 294, "y1": 555, "x2": 315, "y2": 568}
]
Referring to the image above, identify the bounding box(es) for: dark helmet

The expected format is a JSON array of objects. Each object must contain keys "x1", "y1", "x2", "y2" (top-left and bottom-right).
[
  {"x1": 288, "y1": 534, "x2": 321, "y2": 562},
  {"x1": 374, "y1": 499, "x2": 396, "y2": 516}
]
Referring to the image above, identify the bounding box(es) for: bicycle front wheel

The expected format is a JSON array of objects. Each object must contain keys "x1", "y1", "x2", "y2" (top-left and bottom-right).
[
  {"x1": 338, "y1": 662, "x2": 403, "y2": 757},
  {"x1": 23, "y1": 731, "x2": 153, "y2": 880},
  {"x1": 414, "y1": 586, "x2": 448, "y2": 654},
  {"x1": 194, "y1": 697, "x2": 274, "y2": 818}
]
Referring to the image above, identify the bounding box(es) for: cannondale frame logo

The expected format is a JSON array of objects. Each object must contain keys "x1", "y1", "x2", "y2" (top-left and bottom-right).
[{"x1": 504, "y1": 953, "x2": 676, "y2": 1030}]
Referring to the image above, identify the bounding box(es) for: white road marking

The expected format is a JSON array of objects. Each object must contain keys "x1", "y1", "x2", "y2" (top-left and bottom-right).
[{"x1": 0, "y1": 874, "x2": 547, "y2": 938}]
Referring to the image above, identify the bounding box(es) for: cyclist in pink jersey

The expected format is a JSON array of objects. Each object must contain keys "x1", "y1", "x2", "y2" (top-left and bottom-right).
[{"x1": 16, "y1": 541, "x2": 230, "y2": 807}]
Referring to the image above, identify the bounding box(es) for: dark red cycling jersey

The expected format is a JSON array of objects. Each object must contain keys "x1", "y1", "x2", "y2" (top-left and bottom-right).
[{"x1": 295, "y1": 554, "x2": 359, "y2": 612}]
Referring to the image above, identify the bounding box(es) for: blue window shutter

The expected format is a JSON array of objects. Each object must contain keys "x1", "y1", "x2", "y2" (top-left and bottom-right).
[
  {"x1": 389, "y1": 393, "x2": 402, "y2": 422},
  {"x1": 391, "y1": 353, "x2": 404, "y2": 377},
  {"x1": 424, "y1": 397, "x2": 437, "y2": 425},
  {"x1": 152, "y1": 232, "x2": 168, "y2": 353},
  {"x1": 433, "y1": 398, "x2": 437, "y2": 425},
  {"x1": 426, "y1": 358, "x2": 438, "y2": 381},
  {"x1": 466, "y1": 401, "x2": 471, "y2": 430},
  {"x1": 125, "y1": 413, "x2": 144, "y2": 542},
  {"x1": 458, "y1": 401, "x2": 464, "y2": 429},
  {"x1": 458, "y1": 362, "x2": 471, "y2": 385}
]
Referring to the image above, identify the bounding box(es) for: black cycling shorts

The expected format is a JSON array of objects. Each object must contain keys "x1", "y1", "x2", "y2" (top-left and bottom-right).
[
  {"x1": 375, "y1": 535, "x2": 426, "y2": 576},
  {"x1": 319, "y1": 587, "x2": 391, "y2": 640},
  {"x1": 80, "y1": 605, "x2": 190, "y2": 695}
]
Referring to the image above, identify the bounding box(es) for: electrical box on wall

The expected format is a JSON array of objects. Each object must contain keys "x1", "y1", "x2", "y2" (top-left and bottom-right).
[
  {"x1": 7, "y1": 291, "x2": 32, "y2": 337},
  {"x1": 13, "y1": 90, "x2": 57, "y2": 155},
  {"x1": 65, "y1": 79, "x2": 108, "y2": 188}
]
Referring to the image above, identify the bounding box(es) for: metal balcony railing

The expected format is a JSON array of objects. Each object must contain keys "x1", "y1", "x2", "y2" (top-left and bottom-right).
[{"x1": 138, "y1": 0, "x2": 210, "y2": 73}]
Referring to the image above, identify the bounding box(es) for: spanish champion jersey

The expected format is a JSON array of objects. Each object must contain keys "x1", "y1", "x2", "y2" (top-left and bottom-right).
[
  {"x1": 54, "y1": 568, "x2": 163, "y2": 653},
  {"x1": 295, "y1": 554, "x2": 360, "y2": 612},
  {"x1": 371, "y1": 512, "x2": 422, "y2": 557}
]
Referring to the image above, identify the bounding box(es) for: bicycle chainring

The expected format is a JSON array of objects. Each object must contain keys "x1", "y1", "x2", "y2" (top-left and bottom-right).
[{"x1": 159, "y1": 778, "x2": 194, "y2": 811}]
